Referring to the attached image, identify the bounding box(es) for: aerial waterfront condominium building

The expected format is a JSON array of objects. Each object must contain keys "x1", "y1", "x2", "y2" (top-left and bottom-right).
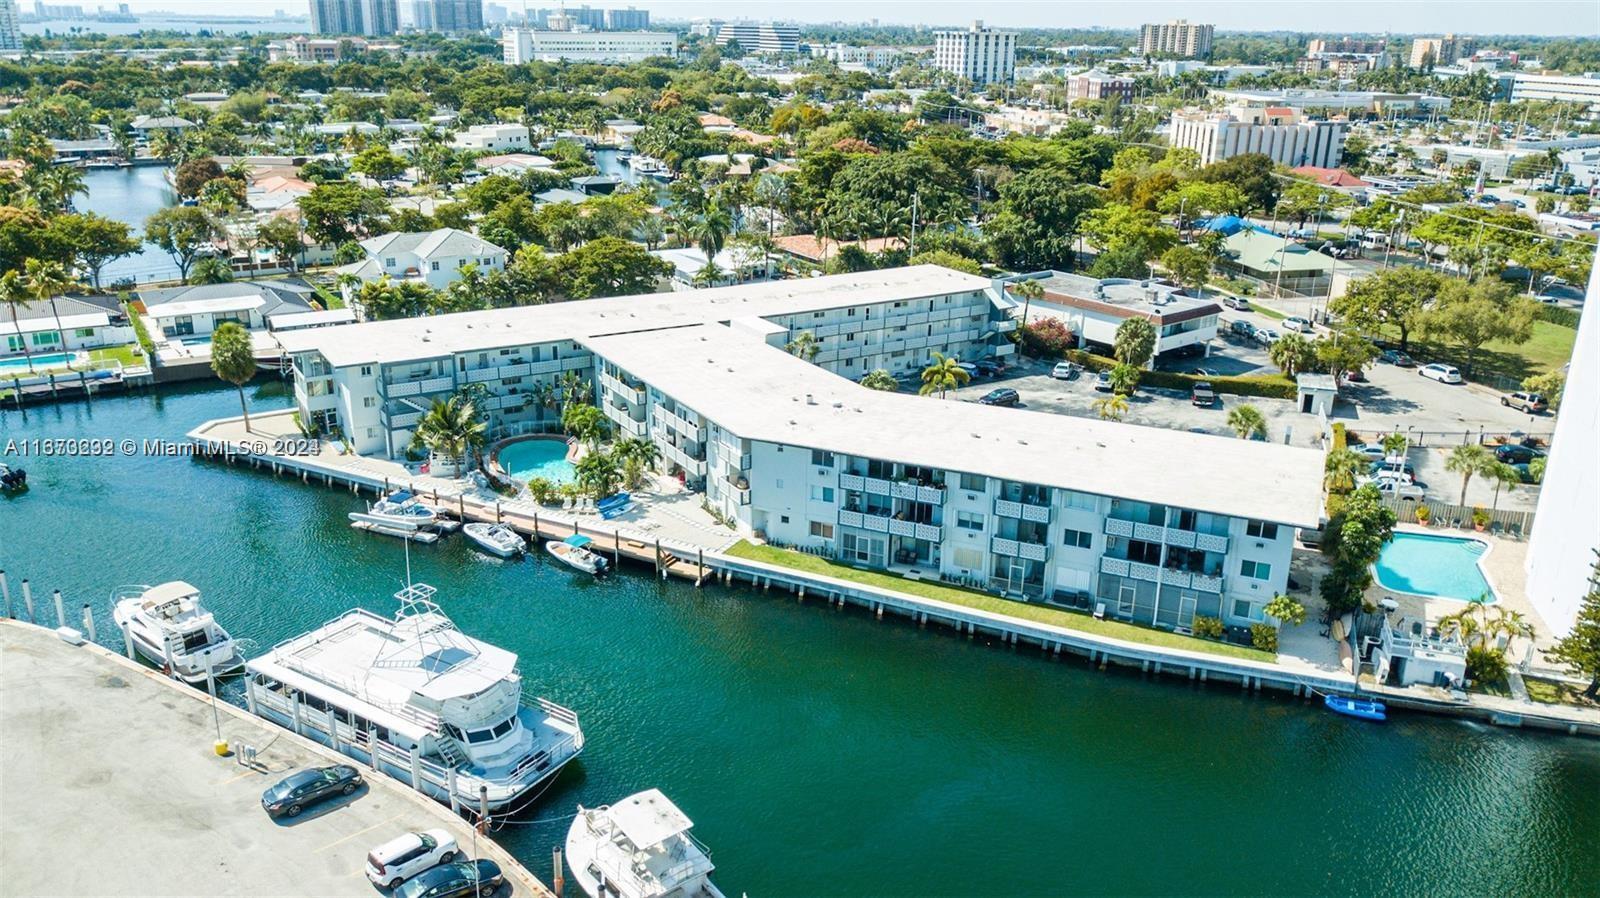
[
  {"x1": 933, "y1": 21, "x2": 1017, "y2": 87},
  {"x1": 309, "y1": 0, "x2": 399, "y2": 35},
  {"x1": 0, "y1": 0, "x2": 21, "y2": 52},
  {"x1": 1169, "y1": 105, "x2": 1347, "y2": 169},
  {"x1": 502, "y1": 27, "x2": 676, "y2": 64},
  {"x1": 1138, "y1": 20, "x2": 1213, "y2": 59},
  {"x1": 713, "y1": 21, "x2": 799, "y2": 55},
  {"x1": 276, "y1": 266, "x2": 1323, "y2": 635},
  {"x1": 427, "y1": 0, "x2": 482, "y2": 32}
]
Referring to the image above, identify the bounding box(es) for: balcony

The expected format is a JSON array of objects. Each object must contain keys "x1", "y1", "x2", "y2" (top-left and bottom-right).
[
  {"x1": 387, "y1": 410, "x2": 422, "y2": 428},
  {"x1": 1104, "y1": 518, "x2": 1134, "y2": 538},
  {"x1": 917, "y1": 485, "x2": 945, "y2": 504},
  {"x1": 839, "y1": 473, "x2": 865, "y2": 491},
  {"x1": 862, "y1": 476, "x2": 892, "y2": 495},
  {"x1": 660, "y1": 440, "x2": 705, "y2": 478},
  {"x1": 914, "y1": 522, "x2": 942, "y2": 542},
  {"x1": 890, "y1": 481, "x2": 920, "y2": 500},
  {"x1": 838, "y1": 509, "x2": 863, "y2": 529},
  {"x1": 1195, "y1": 532, "x2": 1229, "y2": 553},
  {"x1": 996, "y1": 498, "x2": 1050, "y2": 523},
  {"x1": 1099, "y1": 556, "x2": 1130, "y2": 577},
  {"x1": 992, "y1": 536, "x2": 1048, "y2": 562},
  {"x1": 994, "y1": 319, "x2": 1017, "y2": 333},
  {"x1": 599, "y1": 370, "x2": 645, "y2": 405},
  {"x1": 1128, "y1": 561, "x2": 1160, "y2": 583},
  {"x1": 1191, "y1": 572, "x2": 1224, "y2": 593},
  {"x1": 889, "y1": 519, "x2": 916, "y2": 537}
]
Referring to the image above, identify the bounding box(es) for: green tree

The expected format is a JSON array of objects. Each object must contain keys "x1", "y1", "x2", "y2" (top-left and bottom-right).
[
  {"x1": 860, "y1": 369, "x2": 899, "y2": 391},
  {"x1": 1329, "y1": 266, "x2": 1443, "y2": 352},
  {"x1": 173, "y1": 156, "x2": 224, "y2": 198},
  {"x1": 613, "y1": 436, "x2": 661, "y2": 490},
  {"x1": 1421, "y1": 279, "x2": 1537, "y2": 377},
  {"x1": 23, "y1": 258, "x2": 78, "y2": 366},
  {"x1": 907, "y1": 249, "x2": 981, "y2": 275},
  {"x1": 1544, "y1": 554, "x2": 1600, "y2": 699},
  {"x1": 986, "y1": 168, "x2": 1101, "y2": 270},
  {"x1": 918, "y1": 352, "x2": 970, "y2": 398},
  {"x1": 1009, "y1": 278, "x2": 1044, "y2": 326},
  {"x1": 1227, "y1": 404, "x2": 1267, "y2": 440},
  {"x1": 1091, "y1": 392, "x2": 1128, "y2": 421},
  {"x1": 1112, "y1": 316, "x2": 1157, "y2": 368},
  {"x1": 1263, "y1": 594, "x2": 1307, "y2": 628},
  {"x1": 410, "y1": 394, "x2": 488, "y2": 472},
  {"x1": 785, "y1": 329, "x2": 819, "y2": 361},
  {"x1": 1196, "y1": 153, "x2": 1280, "y2": 213},
  {"x1": 256, "y1": 216, "x2": 305, "y2": 273},
  {"x1": 551, "y1": 237, "x2": 671, "y2": 299},
  {"x1": 209, "y1": 321, "x2": 257, "y2": 433},
  {"x1": 357, "y1": 277, "x2": 440, "y2": 320},
  {"x1": 144, "y1": 206, "x2": 221, "y2": 284},
  {"x1": 1108, "y1": 362, "x2": 1141, "y2": 396},
  {"x1": 1082, "y1": 204, "x2": 1177, "y2": 276},
  {"x1": 188, "y1": 257, "x2": 235, "y2": 285},
  {"x1": 47, "y1": 212, "x2": 139, "y2": 290},
  {"x1": 351, "y1": 145, "x2": 407, "y2": 182},
  {"x1": 0, "y1": 270, "x2": 35, "y2": 372},
  {"x1": 1268, "y1": 331, "x2": 1317, "y2": 377},
  {"x1": 1315, "y1": 331, "x2": 1379, "y2": 379},
  {"x1": 1521, "y1": 370, "x2": 1565, "y2": 410},
  {"x1": 575, "y1": 450, "x2": 622, "y2": 500},
  {"x1": 1158, "y1": 244, "x2": 1211, "y2": 293},
  {"x1": 1324, "y1": 446, "x2": 1365, "y2": 494},
  {"x1": 1320, "y1": 483, "x2": 1397, "y2": 615},
  {"x1": 1445, "y1": 444, "x2": 1495, "y2": 506},
  {"x1": 297, "y1": 181, "x2": 390, "y2": 245},
  {"x1": 561, "y1": 403, "x2": 610, "y2": 449}
]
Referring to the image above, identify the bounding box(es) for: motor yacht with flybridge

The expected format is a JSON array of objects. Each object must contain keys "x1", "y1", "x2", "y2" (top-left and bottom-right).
[
  {"x1": 565, "y1": 789, "x2": 726, "y2": 898},
  {"x1": 111, "y1": 581, "x2": 246, "y2": 684},
  {"x1": 243, "y1": 583, "x2": 584, "y2": 815}
]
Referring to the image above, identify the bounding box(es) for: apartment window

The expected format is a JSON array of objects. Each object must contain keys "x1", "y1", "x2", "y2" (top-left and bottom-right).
[
  {"x1": 74, "y1": 327, "x2": 95, "y2": 338},
  {"x1": 308, "y1": 380, "x2": 331, "y2": 397},
  {"x1": 780, "y1": 515, "x2": 789, "y2": 524},
  {"x1": 366, "y1": 427, "x2": 378, "y2": 438},
  {"x1": 1247, "y1": 521, "x2": 1280, "y2": 540},
  {"x1": 1061, "y1": 528, "x2": 1092, "y2": 549},
  {"x1": 362, "y1": 396, "x2": 376, "y2": 408},
  {"x1": 430, "y1": 261, "x2": 440, "y2": 271},
  {"x1": 1063, "y1": 490, "x2": 1097, "y2": 510},
  {"x1": 811, "y1": 450, "x2": 834, "y2": 467},
  {"x1": 959, "y1": 473, "x2": 986, "y2": 492},
  {"x1": 359, "y1": 366, "x2": 372, "y2": 377},
  {"x1": 956, "y1": 511, "x2": 984, "y2": 532},
  {"x1": 384, "y1": 257, "x2": 396, "y2": 267},
  {"x1": 1232, "y1": 599, "x2": 1261, "y2": 621},
  {"x1": 1240, "y1": 560, "x2": 1271, "y2": 581},
  {"x1": 809, "y1": 521, "x2": 834, "y2": 540},
  {"x1": 31, "y1": 332, "x2": 59, "y2": 347},
  {"x1": 809, "y1": 485, "x2": 835, "y2": 502}
]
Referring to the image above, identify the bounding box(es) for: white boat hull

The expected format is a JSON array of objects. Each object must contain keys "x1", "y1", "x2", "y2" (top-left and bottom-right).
[
  {"x1": 546, "y1": 541, "x2": 607, "y2": 574},
  {"x1": 112, "y1": 600, "x2": 245, "y2": 685},
  {"x1": 465, "y1": 523, "x2": 525, "y2": 558}
]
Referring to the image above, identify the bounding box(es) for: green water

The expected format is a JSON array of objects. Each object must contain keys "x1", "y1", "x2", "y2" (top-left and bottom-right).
[{"x1": 3, "y1": 384, "x2": 1598, "y2": 897}]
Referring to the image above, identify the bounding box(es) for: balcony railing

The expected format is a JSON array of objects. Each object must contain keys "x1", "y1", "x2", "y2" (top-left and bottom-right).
[
  {"x1": 839, "y1": 473, "x2": 865, "y2": 491},
  {"x1": 914, "y1": 522, "x2": 942, "y2": 542},
  {"x1": 599, "y1": 370, "x2": 645, "y2": 404},
  {"x1": 1100, "y1": 556, "x2": 1130, "y2": 577},
  {"x1": 996, "y1": 497, "x2": 1050, "y2": 523},
  {"x1": 838, "y1": 509, "x2": 863, "y2": 529},
  {"x1": 992, "y1": 536, "x2": 1048, "y2": 562}
]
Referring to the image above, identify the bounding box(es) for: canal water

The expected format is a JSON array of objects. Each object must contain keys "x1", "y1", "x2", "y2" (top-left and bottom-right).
[
  {"x1": 2, "y1": 384, "x2": 1597, "y2": 896},
  {"x1": 79, "y1": 165, "x2": 181, "y2": 287}
]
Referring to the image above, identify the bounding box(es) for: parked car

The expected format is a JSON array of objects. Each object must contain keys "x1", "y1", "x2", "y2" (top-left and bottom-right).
[
  {"x1": 1494, "y1": 443, "x2": 1547, "y2": 465},
  {"x1": 1191, "y1": 381, "x2": 1216, "y2": 407},
  {"x1": 1254, "y1": 328, "x2": 1280, "y2": 346},
  {"x1": 1418, "y1": 363, "x2": 1463, "y2": 384},
  {"x1": 1379, "y1": 349, "x2": 1414, "y2": 367},
  {"x1": 1501, "y1": 391, "x2": 1548, "y2": 413},
  {"x1": 1223, "y1": 296, "x2": 1251, "y2": 311},
  {"x1": 1050, "y1": 360, "x2": 1081, "y2": 380},
  {"x1": 261, "y1": 765, "x2": 363, "y2": 818},
  {"x1": 977, "y1": 387, "x2": 1020, "y2": 407},
  {"x1": 1228, "y1": 320, "x2": 1256, "y2": 340},
  {"x1": 973, "y1": 359, "x2": 1004, "y2": 377},
  {"x1": 1093, "y1": 370, "x2": 1113, "y2": 392},
  {"x1": 366, "y1": 830, "x2": 460, "y2": 890},
  {"x1": 955, "y1": 361, "x2": 980, "y2": 378},
  {"x1": 1351, "y1": 444, "x2": 1389, "y2": 462},
  {"x1": 1283, "y1": 316, "x2": 1314, "y2": 334},
  {"x1": 1373, "y1": 478, "x2": 1425, "y2": 501},
  {"x1": 1343, "y1": 368, "x2": 1367, "y2": 383},
  {"x1": 393, "y1": 860, "x2": 504, "y2": 898},
  {"x1": 1367, "y1": 460, "x2": 1417, "y2": 480}
]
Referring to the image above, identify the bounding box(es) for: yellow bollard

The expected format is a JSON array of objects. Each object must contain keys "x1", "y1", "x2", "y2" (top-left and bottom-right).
[{"x1": 214, "y1": 739, "x2": 230, "y2": 757}]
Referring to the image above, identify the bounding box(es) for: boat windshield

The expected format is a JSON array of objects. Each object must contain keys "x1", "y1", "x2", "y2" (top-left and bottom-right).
[{"x1": 181, "y1": 629, "x2": 211, "y2": 651}]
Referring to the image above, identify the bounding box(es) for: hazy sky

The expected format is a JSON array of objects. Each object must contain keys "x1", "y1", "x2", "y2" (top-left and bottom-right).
[{"x1": 116, "y1": 0, "x2": 1600, "y2": 36}]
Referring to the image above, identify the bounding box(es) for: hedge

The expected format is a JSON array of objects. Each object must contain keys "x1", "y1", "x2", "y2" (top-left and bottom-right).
[
  {"x1": 1070, "y1": 350, "x2": 1298, "y2": 399},
  {"x1": 1536, "y1": 304, "x2": 1579, "y2": 330}
]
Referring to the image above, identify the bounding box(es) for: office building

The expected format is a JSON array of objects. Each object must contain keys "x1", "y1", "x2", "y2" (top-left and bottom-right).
[
  {"x1": 428, "y1": 0, "x2": 480, "y2": 32},
  {"x1": 275, "y1": 265, "x2": 1322, "y2": 633},
  {"x1": 714, "y1": 21, "x2": 799, "y2": 55},
  {"x1": 1408, "y1": 33, "x2": 1474, "y2": 69},
  {"x1": 268, "y1": 35, "x2": 397, "y2": 62},
  {"x1": 1065, "y1": 70, "x2": 1135, "y2": 103},
  {"x1": 0, "y1": 0, "x2": 20, "y2": 51},
  {"x1": 933, "y1": 20, "x2": 1016, "y2": 87},
  {"x1": 1296, "y1": 54, "x2": 1388, "y2": 78},
  {"x1": 502, "y1": 27, "x2": 675, "y2": 63},
  {"x1": 1139, "y1": 20, "x2": 1213, "y2": 59},
  {"x1": 809, "y1": 43, "x2": 903, "y2": 70},
  {"x1": 309, "y1": 0, "x2": 399, "y2": 36},
  {"x1": 406, "y1": 0, "x2": 431, "y2": 29},
  {"x1": 1510, "y1": 72, "x2": 1600, "y2": 109},
  {"x1": 603, "y1": 6, "x2": 646, "y2": 29},
  {"x1": 1306, "y1": 38, "x2": 1386, "y2": 56},
  {"x1": 1169, "y1": 105, "x2": 1347, "y2": 168}
]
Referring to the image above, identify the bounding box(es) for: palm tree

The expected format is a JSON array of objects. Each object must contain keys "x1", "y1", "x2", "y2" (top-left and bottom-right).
[
  {"x1": 411, "y1": 394, "x2": 488, "y2": 473},
  {"x1": 613, "y1": 436, "x2": 661, "y2": 489},
  {"x1": 860, "y1": 369, "x2": 899, "y2": 391},
  {"x1": 1324, "y1": 446, "x2": 1364, "y2": 493},
  {"x1": 1485, "y1": 460, "x2": 1521, "y2": 513},
  {"x1": 1092, "y1": 393, "x2": 1128, "y2": 421},
  {"x1": 575, "y1": 450, "x2": 622, "y2": 499},
  {"x1": 1268, "y1": 331, "x2": 1314, "y2": 377},
  {"x1": 1445, "y1": 444, "x2": 1493, "y2": 507},
  {"x1": 24, "y1": 259, "x2": 79, "y2": 369},
  {"x1": 690, "y1": 201, "x2": 732, "y2": 262},
  {"x1": 692, "y1": 261, "x2": 726, "y2": 288},
  {"x1": 1010, "y1": 279, "x2": 1044, "y2": 327},
  {"x1": 785, "y1": 330, "x2": 819, "y2": 361},
  {"x1": 919, "y1": 352, "x2": 970, "y2": 398},
  {"x1": 1108, "y1": 363, "x2": 1141, "y2": 396},
  {"x1": 1227, "y1": 404, "x2": 1268, "y2": 440},
  {"x1": 561, "y1": 403, "x2": 610, "y2": 449},
  {"x1": 1380, "y1": 431, "x2": 1409, "y2": 457},
  {"x1": 210, "y1": 322, "x2": 258, "y2": 433},
  {"x1": 0, "y1": 271, "x2": 36, "y2": 373}
]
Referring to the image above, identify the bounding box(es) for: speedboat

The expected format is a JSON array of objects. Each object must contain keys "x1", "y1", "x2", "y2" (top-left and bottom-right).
[
  {"x1": 0, "y1": 463, "x2": 25, "y2": 491},
  {"x1": 546, "y1": 535, "x2": 609, "y2": 575},
  {"x1": 351, "y1": 489, "x2": 440, "y2": 529},
  {"x1": 111, "y1": 581, "x2": 246, "y2": 684},
  {"x1": 464, "y1": 522, "x2": 525, "y2": 558},
  {"x1": 566, "y1": 789, "x2": 725, "y2": 898},
  {"x1": 1324, "y1": 694, "x2": 1387, "y2": 722}
]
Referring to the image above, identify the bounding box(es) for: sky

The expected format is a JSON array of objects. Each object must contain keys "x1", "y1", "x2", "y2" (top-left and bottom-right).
[{"x1": 110, "y1": 0, "x2": 1600, "y2": 36}]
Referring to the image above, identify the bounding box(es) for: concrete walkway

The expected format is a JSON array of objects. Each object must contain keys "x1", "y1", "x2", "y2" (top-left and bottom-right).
[{"x1": 0, "y1": 619, "x2": 552, "y2": 898}]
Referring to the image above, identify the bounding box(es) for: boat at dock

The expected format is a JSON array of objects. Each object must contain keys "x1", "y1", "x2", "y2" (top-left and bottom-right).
[
  {"x1": 1324, "y1": 694, "x2": 1387, "y2": 722},
  {"x1": 350, "y1": 518, "x2": 441, "y2": 543},
  {"x1": 351, "y1": 489, "x2": 441, "y2": 529},
  {"x1": 628, "y1": 154, "x2": 667, "y2": 175},
  {"x1": 464, "y1": 523, "x2": 525, "y2": 558},
  {"x1": 242, "y1": 584, "x2": 584, "y2": 816},
  {"x1": 111, "y1": 581, "x2": 246, "y2": 684},
  {"x1": 547, "y1": 535, "x2": 609, "y2": 575},
  {"x1": 566, "y1": 789, "x2": 725, "y2": 898},
  {"x1": 0, "y1": 463, "x2": 26, "y2": 491}
]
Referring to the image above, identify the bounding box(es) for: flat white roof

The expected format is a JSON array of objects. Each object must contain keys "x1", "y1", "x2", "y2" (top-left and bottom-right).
[
  {"x1": 0, "y1": 311, "x2": 110, "y2": 335},
  {"x1": 585, "y1": 323, "x2": 1325, "y2": 527},
  {"x1": 148, "y1": 295, "x2": 265, "y2": 318},
  {"x1": 267, "y1": 308, "x2": 358, "y2": 330},
  {"x1": 275, "y1": 265, "x2": 996, "y2": 368},
  {"x1": 608, "y1": 789, "x2": 693, "y2": 849}
]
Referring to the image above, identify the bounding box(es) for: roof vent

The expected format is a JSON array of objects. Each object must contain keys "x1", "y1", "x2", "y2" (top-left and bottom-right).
[
  {"x1": 832, "y1": 401, "x2": 843, "y2": 409},
  {"x1": 805, "y1": 394, "x2": 816, "y2": 405}
]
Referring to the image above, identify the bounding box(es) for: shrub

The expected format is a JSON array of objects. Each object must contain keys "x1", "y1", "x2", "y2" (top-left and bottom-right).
[
  {"x1": 1466, "y1": 645, "x2": 1509, "y2": 686},
  {"x1": 1536, "y1": 303, "x2": 1579, "y2": 329},
  {"x1": 124, "y1": 298, "x2": 156, "y2": 356},
  {"x1": 1015, "y1": 318, "x2": 1077, "y2": 358},
  {"x1": 1415, "y1": 504, "x2": 1432, "y2": 524},
  {"x1": 1263, "y1": 594, "x2": 1307, "y2": 627},
  {"x1": 1471, "y1": 506, "x2": 1490, "y2": 528},
  {"x1": 1250, "y1": 622, "x2": 1280, "y2": 653},
  {"x1": 527, "y1": 476, "x2": 558, "y2": 504},
  {"x1": 1192, "y1": 615, "x2": 1225, "y2": 639},
  {"x1": 1074, "y1": 351, "x2": 1297, "y2": 398},
  {"x1": 1331, "y1": 422, "x2": 1347, "y2": 451}
]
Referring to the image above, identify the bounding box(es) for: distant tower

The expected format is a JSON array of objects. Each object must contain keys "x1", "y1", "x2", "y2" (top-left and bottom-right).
[{"x1": 0, "y1": 0, "x2": 21, "y2": 52}]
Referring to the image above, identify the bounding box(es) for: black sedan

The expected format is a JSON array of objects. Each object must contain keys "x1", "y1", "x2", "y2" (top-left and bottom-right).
[
  {"x1": 977, "y1": 387, "x2": 1020, "y2": 407},
  {"x1": 395, "y1": 859, "x2": 504, "y2": 898},
  {"x1": 1494, "y1": 444, "x2": 1546, "y2": 465},
  {"x1": 261, "y1": 764, "x2": 363, "y2": 818}
]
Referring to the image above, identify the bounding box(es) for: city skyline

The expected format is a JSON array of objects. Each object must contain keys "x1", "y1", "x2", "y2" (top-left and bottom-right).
[{"x1": 65, "y1": 0, "x2": 1600, "y2": 36}]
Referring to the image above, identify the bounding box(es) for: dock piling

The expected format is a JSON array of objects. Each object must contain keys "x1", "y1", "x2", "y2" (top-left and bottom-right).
[
  {"x1": 0, "y1": 569, "x2": 10, "y2": 619},
  {"x1": 52, "y1": 590, "x2": 65, "y2": 628},
  {"x1": 81, "y1": 604, "x2": 96, "y2": 643},
  {"x1": 552, "y1": 847, "x2": 564, "y2": 897},
  {"x1": 21, "y1": 580, "x2": 35, "y2": 623}
]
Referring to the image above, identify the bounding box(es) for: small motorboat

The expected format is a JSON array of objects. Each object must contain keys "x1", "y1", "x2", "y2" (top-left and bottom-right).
[
  {"x1": 352, "y1": 489, "x2": 439, "y2": 529},
  {"x1": 111, "y1": 581, "x2": 246, "y2": 684},
  {"x1": 1324, "y1": 693, "x2": 1387, "y2": 722},
  {"x1": 0, "y1": 463, "x2": 26, "y2": 491},
  {"x1": 464, "y1": 522, "x2": 525, "y2": 558},
  {"x1": 546, "y1": 535, "x2": 609, "y2": 575}
]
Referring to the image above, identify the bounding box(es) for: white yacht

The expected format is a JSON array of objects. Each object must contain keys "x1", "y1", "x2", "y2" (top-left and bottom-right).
[
  {"x1": 566, "y1": 789, "x2": 725, "y2": 898},
  {"x1": 628, "y1": 154, "x2": 667, "y2": 175},
  {"x1": 243, "y1": 584, "x2": 583, "y2": 816},
  {"x1": 111, "y1": 581, "x2": 246, "y2": 684},
  {"x1": 351, "y1": 489, "x2": 441, "y2": 529}
]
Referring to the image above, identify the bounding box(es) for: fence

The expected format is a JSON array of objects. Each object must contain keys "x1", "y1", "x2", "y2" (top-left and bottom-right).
[
  {"x1": 1338, "y1": 425, "x2": 1555, "y2": 450},
  {"x1": 1384, "y1": 497, "x2": 1533, "y2": 537}
]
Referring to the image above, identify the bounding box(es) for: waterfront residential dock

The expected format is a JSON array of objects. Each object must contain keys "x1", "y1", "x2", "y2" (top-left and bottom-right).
[{"x1": 0, "y1": 618, "x2": 554, "y2": 898}]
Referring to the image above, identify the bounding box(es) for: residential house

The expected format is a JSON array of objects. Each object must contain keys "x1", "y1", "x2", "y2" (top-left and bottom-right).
[{"x1": 336, "y1": 228, "x2": 509, "y2": 303}]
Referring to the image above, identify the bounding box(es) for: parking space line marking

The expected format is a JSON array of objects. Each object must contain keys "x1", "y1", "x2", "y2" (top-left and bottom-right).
[{"x1": 315, "y1": 813, "x2": 402, "y2": 853}]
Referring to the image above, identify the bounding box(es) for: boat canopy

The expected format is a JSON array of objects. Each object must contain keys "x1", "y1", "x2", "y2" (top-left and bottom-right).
[
  {"x1": 388, "y1": 490, "x2": 416, "y2": 503},
  {"x1": 609, "y1": 789, "x2": 693, "y2": 849},
  {"x1": 564, "y1": 535, "x2": 593, "y2": 548},
  {"x1": 142, "y1": 581, "x2": 201, "y2": 606}
]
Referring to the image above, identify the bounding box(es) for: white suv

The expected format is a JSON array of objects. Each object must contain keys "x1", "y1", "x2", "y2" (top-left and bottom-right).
[
  {"x1": 365, "y1": 829, "x2": 459, "y2": 890},
  {"x1": 1283, "y1": 316, "x2": 1314, "y2": 334},
  {"x1": 1418, "y1": 363, "x2": 1463, "y2": 384}
]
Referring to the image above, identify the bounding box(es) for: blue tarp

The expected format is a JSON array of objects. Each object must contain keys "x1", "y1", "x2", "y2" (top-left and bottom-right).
[{"x1": 1197, "y1": 215, "x2": 1247, "y2": 235}]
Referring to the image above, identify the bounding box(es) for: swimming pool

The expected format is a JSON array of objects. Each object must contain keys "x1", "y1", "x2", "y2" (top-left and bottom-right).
[
  {"x1": 0, "y1": 351, "x2": 76, "y2": 373},
  {"x1": 1373, "y1": 533, "x2": 1497, "y2": 603},
  {"x1": 496, "y1": 438, "x2": 576, "y2": 484}
]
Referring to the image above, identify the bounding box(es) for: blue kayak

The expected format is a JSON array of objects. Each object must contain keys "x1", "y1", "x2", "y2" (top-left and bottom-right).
[{"x1": 1324, "y1": 694, "x2": 1387, "y2": 722}]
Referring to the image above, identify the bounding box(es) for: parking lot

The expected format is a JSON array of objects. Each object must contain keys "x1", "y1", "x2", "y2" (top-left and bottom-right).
[{"x1": 0, "y1": 621, "x2": 540, "y2": 898}]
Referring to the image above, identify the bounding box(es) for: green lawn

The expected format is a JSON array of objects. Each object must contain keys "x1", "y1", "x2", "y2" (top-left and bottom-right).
[
  {"x1": 1397, "y1": 319, "x2": 1576, "y2": 383},
  {"x1": 311, "y1": 280, "x2": 347, "y2": 310},
  {"x1": 1249, "y1": 303, "x2": 1287, "y2": 320},
  {"x1": 89, "y1": 344, "x2": 146, "y2": 368},
  {"x1": 724, "y1": 541, "x2": 1276, "y2": 663}
]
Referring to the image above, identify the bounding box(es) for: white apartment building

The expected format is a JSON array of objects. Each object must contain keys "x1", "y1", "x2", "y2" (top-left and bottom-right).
[
  {"x1": 501, "y1": 27, "x2": 677, "y2": 64},
  {"x1": 1024, "y1": 274, "x2": 1220, "y2": 361},
  {"x1": 933, "y1": 21, "x2": 1016, "y2": 87},
  {"x1": 1511, "y1": 73, "x2": 1600, "y2": 109},
  {"x1": 451, "y1": 123, "x2": 531, "y2": 151},
  {"x1": 809, "y1": 43, "x2": 904, "y2": 70},
  {"x1": 0, "y1": 0, "x2": 22, "y2": 52},
  {"x1": 276, "y1": 266, "x2": 1322, "y2": 635},
  {"x1": 1139, "y1": 20, "x2": 1214, "y2": 59},
  {"x1": 336, "y1": 228, "x2": 509, "y2": 301},
  {"x1": 713, "y1": 21, "x2": 799, "y2": 55},
  {"x1": 1169, "y1": 105, "x2": 1347, "y2": 168},
  {"x1": 1408, "y1": 34, "x2": 1474, "y2": 69}
]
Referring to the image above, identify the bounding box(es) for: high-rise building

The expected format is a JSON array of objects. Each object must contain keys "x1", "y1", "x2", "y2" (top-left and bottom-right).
[
  {"x1": 932, "y1": 20, "x2": 1017, "y2": 87},
  {"x1": 0, "y1": 0, "x2": 20, "y2": 51},
  {"x1": 603, "y1": 6, "x2": 646, "y2": 29},
  {"x1": 483, "y1": 2, "x2": 506, "y2": 24},
  {"x1": 1169, "y1": 105, "x2": 1347, "y2": 168},
  {"x1": 713, "y1": 21, "x2": 800, "y2": 55},
  {"x1": 406, "y1": 0, "x2": 431, "y2": 29},
  {"x1": 429, "y1": 0, "x2": 480, "y2": 32},
  {"x1": 503, "y1": 26, "x2": 675, "y2": 63},
  {"x1": 1306, "y1": 37, "x2": 1387, "y2": 56},
  {"x1": 1139, "y1": 19, "x2": 1214, "y2": 59},
  {"x1": 1408, "y1": 33, "x2": 1475, "y2": 69},
  {"x1": 309, "y1": 0, "x2": 399, "y2": 35}
]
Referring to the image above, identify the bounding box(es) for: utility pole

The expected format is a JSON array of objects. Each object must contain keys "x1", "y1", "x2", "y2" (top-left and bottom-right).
[{"x1": 908, "y1": 191, "x2": 919, "y2": 256}]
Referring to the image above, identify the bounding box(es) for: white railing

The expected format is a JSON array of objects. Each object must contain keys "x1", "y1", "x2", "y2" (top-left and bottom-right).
[
  {"x1": 863, "y1": 477, "x2": 892, "y2": 495},
  {"x1": 993, "y1": 344, "x2": 1016, "y2": 357},
  {"x1": 388, "y1": 410, "x2": 422, "y2": 428},
  {"x1": 419, "y1": 375, "x2": 455, "y2": 394},
  {"x1": 994, "y1": 499, "x2": 1022, "y2": 519},
  {"x1": 599, "y1": 370, "x2": 644, "y2": 404},
  {"x1": 1132, "y1": 522, "x2": 1165, "y2": 542},
  {"x1": 1191, "y1": 573, "x2": 1224, "y2": 593},
  {"x1": 1196, "y1": 533, "x2": 1229, "y2": 553},
  {"x1": 1165, "y1": 528, "x2": 1196, "y2": 549},
  {"x1": 1018, "y1": 541, "x2": 1048, "y2": 562},
  {"x1": 992, "y1": 536, "x2": 1019, "y2": 557},
  {"x1": 1128, "y1": 561, "x2": 1160, "y2": 583},
  {"x1": 386, "y1": 380, "x2": 422, "y2": 398},
  {"x1": 1099, "y1": 556, "x2": 1130, "y2": 576},
  {"x1": 917, "y1": 485, "x2": 945, "y2": 505},
  {"x1": 1104, "y1": 518, "x2": 1134, "y2": 538},
  {"x1": 839, "y1": 473, "x2": 865, "y2": 491},
  {"x1": 1160, "y1": 568, "x2": 1191, "y2": 587},
  {"x1": 890, "y1": 482, "x2": 920, "y2": 500},
  {"x1": 914, "y1": 522, "x2": 943, "y2": 542},
  {"x1": 889, "y1": 519, "x2": 916, "y2": 537},
  {"x1": 838, "y1": 509, "x2": 864, "y2": 529},
  {"x1": 1020, "y1": 503, "x2": 1050, "y2": 524}
]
